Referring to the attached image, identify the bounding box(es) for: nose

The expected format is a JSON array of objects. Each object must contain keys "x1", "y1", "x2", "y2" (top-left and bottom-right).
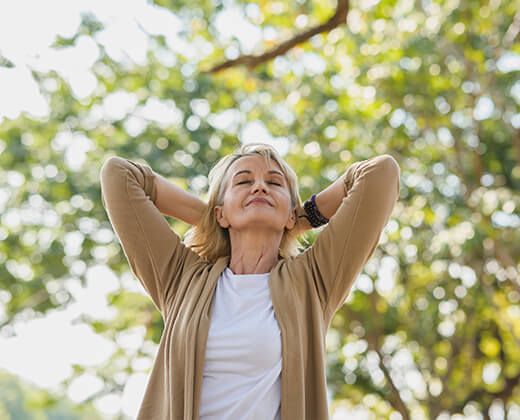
[{"x1": 252, "y1": 179, "x2": 269, "y2": 194}]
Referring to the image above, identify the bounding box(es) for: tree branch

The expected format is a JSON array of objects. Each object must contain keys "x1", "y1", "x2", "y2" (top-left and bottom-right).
[
  {"x1": 452, "y1": 372, "x2": 520, "y2": 413},
  {"x1": 203, "y1": 0, "x2": 350, "y2": 74},
  {"x1": 502, "y1": 10, "x2": 520, "y2": 49},
  {"x1": 365, "y1": 292, "x2": 411, "y2": 419},
  {"x1": 374, "y1": 348, "x2": 411, "y2": 420}
]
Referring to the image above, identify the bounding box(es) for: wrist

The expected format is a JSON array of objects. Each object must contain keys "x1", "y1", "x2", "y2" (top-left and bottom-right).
[{"x1": 303, "y1": 194, "x2": 329, "y2": 228}]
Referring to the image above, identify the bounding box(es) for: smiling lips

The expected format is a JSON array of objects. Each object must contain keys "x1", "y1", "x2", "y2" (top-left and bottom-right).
[{"x1": 247, "y1": 198, "x2": 271, "y2": 206}]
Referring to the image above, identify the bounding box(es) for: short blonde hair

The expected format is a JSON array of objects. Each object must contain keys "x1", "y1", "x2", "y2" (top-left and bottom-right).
[{"x1": 183, "y1": 142, "x2": 306, "y2": 263}]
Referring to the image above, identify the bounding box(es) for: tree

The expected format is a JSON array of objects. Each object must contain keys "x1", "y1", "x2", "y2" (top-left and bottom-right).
[{"x1": 1, "y1": 0, "x2": 519, "y2": 417}]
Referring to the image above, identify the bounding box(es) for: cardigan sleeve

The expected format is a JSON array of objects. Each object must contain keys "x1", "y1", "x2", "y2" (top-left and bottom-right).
[
  {"x1": 293, "y1": 154, "x2": 400, "y2": 321},
  {"x1": 99, "y1": 156, "x2": 202, "y2": 316}
]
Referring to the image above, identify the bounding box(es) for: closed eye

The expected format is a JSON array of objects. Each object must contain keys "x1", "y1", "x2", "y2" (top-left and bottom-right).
[{"x1": 237, "y1": 181, "x2": 282, "y2": 186}]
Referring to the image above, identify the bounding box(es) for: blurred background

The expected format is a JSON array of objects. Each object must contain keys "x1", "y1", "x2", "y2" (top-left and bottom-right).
[{"x1": 0, "y1": 0, "x2": 519, "y2": 418}]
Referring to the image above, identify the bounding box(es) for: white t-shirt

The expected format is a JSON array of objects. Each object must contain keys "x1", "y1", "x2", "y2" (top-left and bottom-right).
[{"x1": 199, "y1": 266, "x2": 282, "y2": 420}]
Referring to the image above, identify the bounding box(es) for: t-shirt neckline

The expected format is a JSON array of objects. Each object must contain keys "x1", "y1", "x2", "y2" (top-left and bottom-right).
[{"x1": 224, "y1": 266, "x2": 270, "y2": 277}]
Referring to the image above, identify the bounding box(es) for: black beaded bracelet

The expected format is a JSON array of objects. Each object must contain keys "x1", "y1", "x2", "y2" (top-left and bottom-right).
[{"x1": 303, "y1": 194, "x2": 329, "y2": 228}]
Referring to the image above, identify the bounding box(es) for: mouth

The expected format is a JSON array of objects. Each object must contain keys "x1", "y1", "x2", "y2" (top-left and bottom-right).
[{"x1": 247, "y1": 198, "x2": 272, "y2": 206}]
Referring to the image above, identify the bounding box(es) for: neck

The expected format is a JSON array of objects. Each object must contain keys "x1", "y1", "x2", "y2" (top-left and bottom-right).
[{"x1": 227, "y1": 228, "x2": 282, "y2": 274}]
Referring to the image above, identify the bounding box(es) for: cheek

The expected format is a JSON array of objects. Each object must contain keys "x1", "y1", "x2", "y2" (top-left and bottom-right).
[
  {"x1": 277, "y1": 194, "x2": 293, "y2": 214},
  {"x1": 282, "y1": 190, "x2": 293, "y2": 205},
  {"x1": 225, "y1": 191, "x2": 245, "y2": 211}
]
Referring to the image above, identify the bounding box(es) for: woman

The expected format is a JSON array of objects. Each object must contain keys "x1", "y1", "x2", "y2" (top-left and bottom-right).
[{"x1": 100, "y1": 142, "x2": 400, "y2": 419}]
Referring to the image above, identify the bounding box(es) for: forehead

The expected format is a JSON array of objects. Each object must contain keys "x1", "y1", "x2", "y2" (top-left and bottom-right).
[{"x1": 229, "y1": 155, "x2": 283, "y2": 174}]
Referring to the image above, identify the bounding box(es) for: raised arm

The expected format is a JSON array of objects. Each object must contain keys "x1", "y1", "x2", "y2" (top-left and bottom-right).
[
  {"x1": 154, "y1": 173, "x2": 207, "y2": 226},
  {"x1": 291, "y1": 154, "x2": 401, "y2": 322},
  {"x1": 99, "y1": 156, "x2": 202, "y2": 316}
]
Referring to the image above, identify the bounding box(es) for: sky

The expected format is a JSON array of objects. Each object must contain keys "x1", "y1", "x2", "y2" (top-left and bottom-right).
[{"x1": 0, "y1": 0, "x2": 519, "y2": 419}]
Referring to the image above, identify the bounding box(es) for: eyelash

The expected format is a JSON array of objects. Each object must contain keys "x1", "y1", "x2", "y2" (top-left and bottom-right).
[{"x1": 237, "y1": 181, "x2": 282, "y2": 186}]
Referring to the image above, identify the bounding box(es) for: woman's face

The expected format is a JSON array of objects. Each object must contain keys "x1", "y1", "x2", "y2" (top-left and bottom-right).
[{"x1": 214, "y1": 155, "x2": 296, "y2": 233}]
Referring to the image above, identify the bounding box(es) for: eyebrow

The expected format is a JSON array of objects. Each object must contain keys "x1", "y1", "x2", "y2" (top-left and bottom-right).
[{"x1": 232, "y1": 169, "x2": 285, "y2": 179}]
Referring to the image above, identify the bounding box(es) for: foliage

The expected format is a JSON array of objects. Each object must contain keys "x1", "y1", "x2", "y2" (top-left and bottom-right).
[
  {"x1": 1, "y1": 0, "x2": 519, "y2": 418},
  {"x1": 0, "y1": 370, "x2": 103, "y2": 419}
]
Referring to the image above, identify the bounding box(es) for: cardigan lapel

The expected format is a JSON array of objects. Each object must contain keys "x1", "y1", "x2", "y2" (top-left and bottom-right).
[{"x1": 191, "y1": 255, "x2": 230, "y2": 419}]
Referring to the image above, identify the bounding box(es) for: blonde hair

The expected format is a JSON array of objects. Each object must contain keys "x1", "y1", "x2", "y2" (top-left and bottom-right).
[{"x1": 183, "y1": 142, "x2": 306, "y2": 263}]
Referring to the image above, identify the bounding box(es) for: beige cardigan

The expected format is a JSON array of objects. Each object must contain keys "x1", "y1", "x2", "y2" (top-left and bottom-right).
[{"x1": 100, "y1": 153, "x2": 400, "y2": 419}]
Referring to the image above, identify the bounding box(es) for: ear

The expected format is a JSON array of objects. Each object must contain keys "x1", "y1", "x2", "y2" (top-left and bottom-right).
[
  {"x1": 285, "y1": 207, "x2": 296, "y2": 230},
  {"x1": 214, "y1": 205, "x2": 230, "y2": 229}
]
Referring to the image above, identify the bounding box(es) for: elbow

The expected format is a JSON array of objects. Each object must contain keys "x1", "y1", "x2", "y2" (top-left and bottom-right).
[
  {"x1": 100, "y1": 156, "x2": 125, "y2": 180},
  {"x1": 380, "y1": 154, "x2": 400, "y2": 174},
  {"x1": 380, "y1": 154, "x2": 401, "y2": 197},
  {"x1": 370, "y1": 155, "x2": 400, "y2": 198},
  {"x1": 100, "y1": 157, "x2": 131, "y2": 197},
  {"x1": 99, "y1": 157, "x2": 129, "y2": 210}
]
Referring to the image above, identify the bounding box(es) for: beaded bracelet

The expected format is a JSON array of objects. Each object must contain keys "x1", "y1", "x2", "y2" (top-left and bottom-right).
[{"x1": 303, "y1": 194, "x2": 329, "y2": 228}]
